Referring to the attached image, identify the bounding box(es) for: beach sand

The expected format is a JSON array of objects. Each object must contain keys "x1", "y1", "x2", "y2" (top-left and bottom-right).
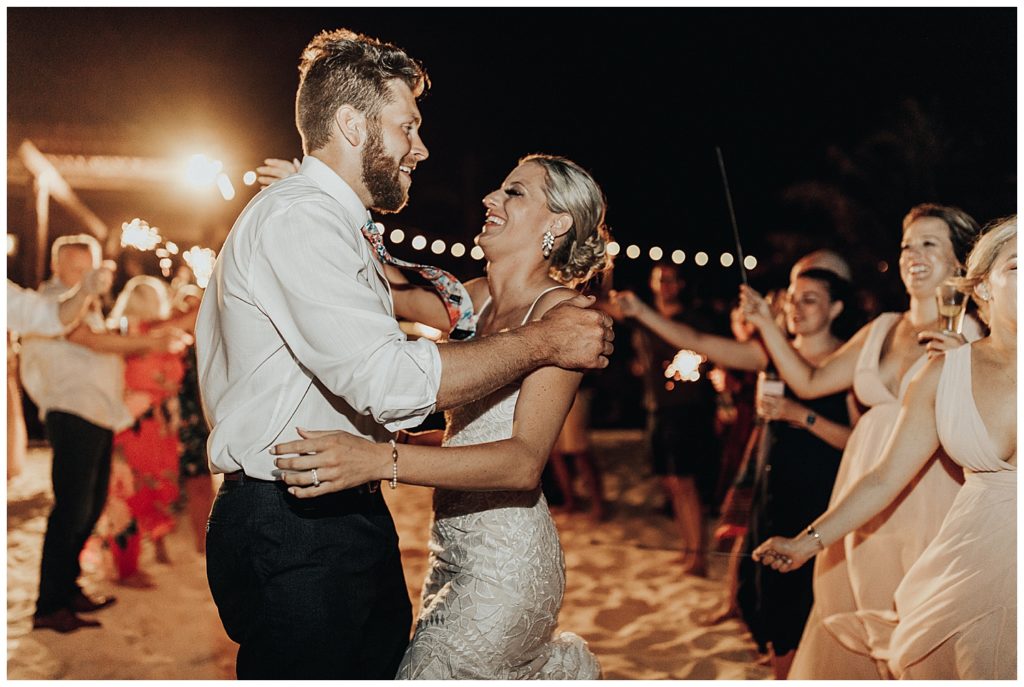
[{"x1": 7, "y1": 430, "x2": 770, "y2": 680}]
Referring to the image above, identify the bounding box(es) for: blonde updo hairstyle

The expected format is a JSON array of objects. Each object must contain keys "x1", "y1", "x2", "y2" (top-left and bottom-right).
[
  {"x1": 955, "y1": 215, "x2": 1016, "y2": 324},
  {"x1": 107, "y1": 275, "x2": 171, "y2": 328},
  {"x1": 522, "y1": 154, "x2": 612, "y2": 287}
]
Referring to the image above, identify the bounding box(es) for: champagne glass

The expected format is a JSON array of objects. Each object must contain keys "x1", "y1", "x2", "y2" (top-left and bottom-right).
[
  {"x1": 755, "y1": 370, "x2": 785, "y2": 419},
  {"x1": 936, "y1": 282, "x2": 966, "y2": 334}
]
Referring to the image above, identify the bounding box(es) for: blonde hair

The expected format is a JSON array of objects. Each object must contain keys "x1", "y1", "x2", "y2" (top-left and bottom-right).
[
  {"x1": 107, "y1": 275, "x2": 171, "y2": 327},
  {"x1": 955, "y1": 215, "x2": 1016, "y2": 322},
  {"x1": 50, "y1": 234, "x2": 101, "y2": 270},
  {"x1": 521, "y1": 154, "x2": 613, "y2": 287}
]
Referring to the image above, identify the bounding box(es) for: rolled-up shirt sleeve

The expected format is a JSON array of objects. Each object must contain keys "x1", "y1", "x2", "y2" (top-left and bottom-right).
[
  {"x1": 7, "y1": 281, "x2": 63, "y2": 336},
  {"x1": 249, "y1": 199, "x2": 441, "y2": 430}
]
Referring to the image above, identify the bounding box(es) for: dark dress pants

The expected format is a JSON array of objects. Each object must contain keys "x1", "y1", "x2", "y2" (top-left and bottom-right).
[
  {"x1": 206, "y1": 476, "x2": 412, "y2": 679},
  {"x1": 36, "y1": 411, "x2": 114, "y2": 615}
]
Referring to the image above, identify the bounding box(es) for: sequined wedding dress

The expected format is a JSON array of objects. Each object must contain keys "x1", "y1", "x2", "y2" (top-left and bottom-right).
[{"x1": 396, "y1": 288, "x2": 600, "y2": 680}]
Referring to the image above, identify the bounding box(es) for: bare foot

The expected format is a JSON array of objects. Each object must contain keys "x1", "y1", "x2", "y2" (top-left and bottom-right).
[
  {"x1": 696, "y1": 600, "x2": 739, "y2": 625},
  {"x1": 117, "y1": 570, "x2": 156, "y2": 589}
]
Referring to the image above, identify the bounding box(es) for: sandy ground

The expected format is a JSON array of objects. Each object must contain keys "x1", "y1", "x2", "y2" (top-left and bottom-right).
[{"x1": 7, "y1": 430, "x2": 770, "y2": 680}]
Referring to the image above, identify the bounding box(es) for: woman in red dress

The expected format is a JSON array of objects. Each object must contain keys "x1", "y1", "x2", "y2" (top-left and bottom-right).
[{"x1": 105, "y1": 275, "x2": 185, "y2": 583}]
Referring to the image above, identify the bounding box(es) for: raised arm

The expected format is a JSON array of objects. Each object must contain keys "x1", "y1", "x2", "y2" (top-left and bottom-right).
[
  {"x1": 613, "y1": 290, "x2": 768, "y2": 372},
  {"x1": 252, "y1": 205, "x2": 612, "y2": 432},
  {"x1": 752, "y1": 358, "x2": 943, "y2": 572},
  {"x1": 740, "y1": 284, "x2": 866, "y2": 399},
  {"x1": 272, "y1": 289, "x2": 584, "y2": 494}
]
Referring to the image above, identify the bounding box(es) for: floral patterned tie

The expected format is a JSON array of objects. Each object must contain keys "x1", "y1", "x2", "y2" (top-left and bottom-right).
[{"x1": 361, "y1": 219, "x2": 476, "y2": 340}]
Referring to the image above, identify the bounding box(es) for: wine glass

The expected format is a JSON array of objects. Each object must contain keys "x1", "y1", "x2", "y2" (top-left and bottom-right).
[{"x1": 936, "y1": 281, "x2": 966, "y2": 334}]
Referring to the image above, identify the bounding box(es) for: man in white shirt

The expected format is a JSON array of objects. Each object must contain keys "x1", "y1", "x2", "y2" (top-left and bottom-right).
[
  {"x1": 196, "y1": 28, "x2": 613, "y2": 679},
  {"x1": 20, "y1": 235, "x2": 188, "y2": 633},
  {"x1": 7, "y1": 263, "x2": 114, "y2": 336}
]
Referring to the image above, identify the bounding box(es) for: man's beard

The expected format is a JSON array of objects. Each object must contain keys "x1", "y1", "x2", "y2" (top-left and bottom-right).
[{"x1": 362, "y1": 122, "x2": 407, "y2": 214}]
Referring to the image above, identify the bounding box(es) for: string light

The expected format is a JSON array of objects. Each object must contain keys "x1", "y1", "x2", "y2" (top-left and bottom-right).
[
  {"x1": 184, "y1": 154, "x2": 222, "y2": 187},
  {"x1": 625, "y1": 244, "x2": 641, "y2": 259},
  {"x1": 470, "y1": 246, "x2": 485, "y2": 260},
  {"x1": 671, "y1": 250, "x2": 685, "y2": 264},
  {"x1": 411, "y1": 235, "x2": 427, "y2": 251},
  {"x1": 607, "y1": 241, "x2": 621, "y2": 256},
  {"x1": 649, "y1": 246, "x2": 663, "y2": 261},
  {"x1": 390, "y1": 229, "x2": 405, "y2": 244},
  {"x1": 744, "y1": 255, "x2": 758, "y2": 270},
  {"x1": 694, "y1": 251, "x2": 709, "y2": 266},
  {"x1": 451, "y1": 242, "x2": 466, "y2": 258},
  {"x1": 720, "y1": 252, "x2": 734, "y2": 267},
  {"x1": 216, "y1": 173, "x2": 235, "y2": 201},
  {"x1": 430, "y1": 239, "x2": 446, "y2": 255}
]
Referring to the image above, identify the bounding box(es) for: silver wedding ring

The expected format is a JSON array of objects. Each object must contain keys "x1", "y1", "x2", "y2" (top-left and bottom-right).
[{"x1": 310, "y1": 468, "x2": 320, "y2": 488}]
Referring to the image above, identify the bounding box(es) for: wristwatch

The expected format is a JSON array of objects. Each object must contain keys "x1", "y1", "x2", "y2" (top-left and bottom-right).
[{"x1": 805, "y1": 412, "x2": 817, "y2": 427}]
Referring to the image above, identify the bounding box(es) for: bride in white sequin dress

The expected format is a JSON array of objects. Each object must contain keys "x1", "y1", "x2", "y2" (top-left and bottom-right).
[{"x1": 274, "y1": 155, "x2": 609, "y2": 679}]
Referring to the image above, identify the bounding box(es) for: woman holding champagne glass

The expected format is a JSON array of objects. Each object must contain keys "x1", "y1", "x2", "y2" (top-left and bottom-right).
[
  {"x1": 753, "y1": 216, "x2": 1016, "y2": 679},
  {"x1": 738, "y1": 203, "x2": 983, "y2": 678}
]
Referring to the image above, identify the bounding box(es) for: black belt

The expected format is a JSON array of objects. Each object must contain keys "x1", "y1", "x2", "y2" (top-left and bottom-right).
[{"x1": 221, "y1": 471, "x2": 379, "y2": 495}]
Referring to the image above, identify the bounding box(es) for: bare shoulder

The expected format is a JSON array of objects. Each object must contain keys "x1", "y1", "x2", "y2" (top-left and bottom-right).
[
  {"x1": 464, "y1": 277, "x2": 491, "y2": 314},
  {"x1": 529, "y1": 284, "x2": 579, "y2": 321}
]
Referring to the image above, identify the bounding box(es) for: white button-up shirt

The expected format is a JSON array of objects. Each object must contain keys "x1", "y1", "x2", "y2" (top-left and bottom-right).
[
  {"x1": 196, "y1": 156, "x2": 442, "y2": 480},
  {"x1": 18, "y1": 278, "x2": 133, "y2": 432},
  {"x1": 8, "y1": 280, "x2": 64, "y2": 336}
]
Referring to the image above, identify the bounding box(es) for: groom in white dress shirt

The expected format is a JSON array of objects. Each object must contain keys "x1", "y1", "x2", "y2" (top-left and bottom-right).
[{"x1": 195, "y1": 28, "x2": 613, "y2": 679}]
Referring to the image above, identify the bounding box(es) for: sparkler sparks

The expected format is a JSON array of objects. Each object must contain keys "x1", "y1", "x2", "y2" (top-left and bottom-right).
[
  {"x1": 183, "y1": 246, "x2": 217, "y2": 288},
  {"x1": 666, "y1": 349, "x2": 704, "y2": 382},
  {"x1": 120, "y1": 218, "x2": 162, "y2": 251}
]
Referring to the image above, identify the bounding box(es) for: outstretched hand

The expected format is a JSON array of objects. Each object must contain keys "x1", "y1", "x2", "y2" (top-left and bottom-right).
[
  {"x1": 257, "y1": 158, "x2": 301, "y2": 187},
  {"x1": 751, "y1": 535, "x2": 812, "y2": 573},
  {"x1": 271, "y1": 428, "x2": 387, "y2": 498},
  {"x1": 738, "y1": 285, "x2": 773, "y2": 328},
  {"x1": 536, "y1": 294, "x2": 614, "y2": 370},
  {"x1": 608, "y1": 289, "x2": 646, "y2": 318}
]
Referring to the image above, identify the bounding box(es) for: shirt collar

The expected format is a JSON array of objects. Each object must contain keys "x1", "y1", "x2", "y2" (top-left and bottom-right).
[{"x1": 299, "y1": 155, "x2": 372, "y2": 225}]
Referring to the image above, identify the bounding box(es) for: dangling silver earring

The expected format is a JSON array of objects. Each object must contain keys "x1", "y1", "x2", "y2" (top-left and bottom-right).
[{"x1": 541, "y1": 230, "x2": 555, "y2": 258}]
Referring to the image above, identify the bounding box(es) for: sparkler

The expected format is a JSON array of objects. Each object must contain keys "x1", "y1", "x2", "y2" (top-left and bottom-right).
[
  {"x1": 666, "y1": 349, "x2": 705, "y2": 382},
  {"x1": 714, "y1": 147, "x2": 748, "y2": 285},
  {"x1": 120, "y1": 218, "x2": 162, "y2": 251},
  {"x1": 183, "y1": 246, "x2": 217, "y2": 288}
]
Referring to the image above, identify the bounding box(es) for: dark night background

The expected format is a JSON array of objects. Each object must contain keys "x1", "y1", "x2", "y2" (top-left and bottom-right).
[{"x1": 6, "y1": 6, "x2": 1018, "y2": 426}]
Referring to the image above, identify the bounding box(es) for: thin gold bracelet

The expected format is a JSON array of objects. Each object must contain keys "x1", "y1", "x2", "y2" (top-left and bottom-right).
[{"x1": 389, "y1": 438, "x2": 398, "y2": 490}]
